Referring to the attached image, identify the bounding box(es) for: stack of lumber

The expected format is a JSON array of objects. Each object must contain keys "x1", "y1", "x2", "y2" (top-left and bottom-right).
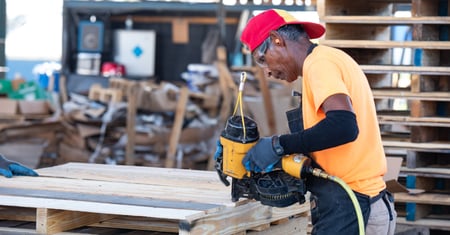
[
  {"x1": 317, "y1": 0, "x2": 450, "y2": 232},
  {"x1": 0, "y1": 163, "x2": 310, "y2": 234}
]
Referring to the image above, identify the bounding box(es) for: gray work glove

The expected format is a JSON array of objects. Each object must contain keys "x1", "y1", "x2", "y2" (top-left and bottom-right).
[
  {"x1": 242, "y1": 136, "x2": 282, "y2": 173},
  {"x1": 0, "y1": 154, "x2": 39, "y2": 178}
]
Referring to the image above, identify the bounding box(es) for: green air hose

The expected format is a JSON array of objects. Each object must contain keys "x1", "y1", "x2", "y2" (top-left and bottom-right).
[{"x1": 309, "y1": 168, "x2": 365, "y2": 235}]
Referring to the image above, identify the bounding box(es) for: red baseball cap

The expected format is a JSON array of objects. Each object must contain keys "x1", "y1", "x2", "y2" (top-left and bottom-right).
[{"x1": 240, "y1": 9, "x2": 325, "y2": 52}]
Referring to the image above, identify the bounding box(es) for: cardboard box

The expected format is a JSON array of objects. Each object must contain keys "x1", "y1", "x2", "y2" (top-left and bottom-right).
[
  {"x1": 18, "y1": 100, "x2": 52, "y2": 115},
  {"x1": 0, "y1": 98, "x2": 18, "y2": 115},
  {"x1": 137, "y1": 83, "x2": 178, "y2": 112},
  {"x1": 385, "y1": 157, "x2": 409, "y2": 193}
]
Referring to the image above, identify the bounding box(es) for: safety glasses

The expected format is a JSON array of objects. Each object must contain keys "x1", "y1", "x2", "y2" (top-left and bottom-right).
[{"x1": 253, "y1": 37, "x2": 271, "y2": 67}]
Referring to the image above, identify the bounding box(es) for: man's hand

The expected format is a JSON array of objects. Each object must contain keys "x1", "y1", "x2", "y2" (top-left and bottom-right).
[
  {"x1": 242, "y1": 136, "x2": 282, "y2": 173},
  {"x1": 0, "y1": 154, "x2": 39, "y2": 178}
]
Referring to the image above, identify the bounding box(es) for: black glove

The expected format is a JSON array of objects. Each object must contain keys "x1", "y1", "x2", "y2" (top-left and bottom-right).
[
  {"x1": 0, "y1": 154, "x2": 39, "y2": 178},
  {"x1": 242, "y1": 136, "x2": 283, "y2": 173}
]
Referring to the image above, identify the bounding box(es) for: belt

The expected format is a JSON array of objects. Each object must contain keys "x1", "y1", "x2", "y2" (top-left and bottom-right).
[{"x1": 371, "y1": 190, "x2": 394, "y2": 221}]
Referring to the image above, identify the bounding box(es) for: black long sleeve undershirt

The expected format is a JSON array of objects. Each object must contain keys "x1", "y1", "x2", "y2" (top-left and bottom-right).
[{"x1": 279, "y1": 110, "x2": 359, "y2": 155}]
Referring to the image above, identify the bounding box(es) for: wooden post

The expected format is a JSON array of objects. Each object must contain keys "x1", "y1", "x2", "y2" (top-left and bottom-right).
[
  {"x1": 125, "y1": 82, "x2": 139, "y2": 165},
  {"x1": 254, "y1": 66, "x2": 277, "y2": 135},
  {"x1": 165, "y1": 87, "x2": 190, "y2": 168}
]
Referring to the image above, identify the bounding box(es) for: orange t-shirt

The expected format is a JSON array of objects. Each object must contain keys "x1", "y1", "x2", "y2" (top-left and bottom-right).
[{"x1": 302, "y1": 45, "x2": 386, "y2": 197}]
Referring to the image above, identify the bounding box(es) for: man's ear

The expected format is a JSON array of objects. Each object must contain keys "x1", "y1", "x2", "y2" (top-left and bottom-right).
[{"x1": 269, "y1": 31, "x2": 284, "y2": 47}]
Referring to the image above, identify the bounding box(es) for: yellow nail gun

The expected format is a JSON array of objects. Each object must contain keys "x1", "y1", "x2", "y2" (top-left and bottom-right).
[{"x1": 214, "y1": 72, "x2": 309, "y2": 207}]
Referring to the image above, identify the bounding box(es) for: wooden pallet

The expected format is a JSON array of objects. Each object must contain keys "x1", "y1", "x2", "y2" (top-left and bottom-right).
[{"x1": 0, "y1": 163, "x2": 310, "y2": 235}]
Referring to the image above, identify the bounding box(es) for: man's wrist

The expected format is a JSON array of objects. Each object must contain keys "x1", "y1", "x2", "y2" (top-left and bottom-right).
[{"x1": 272, "y1": 135, "x2": 284, "y2": 156}]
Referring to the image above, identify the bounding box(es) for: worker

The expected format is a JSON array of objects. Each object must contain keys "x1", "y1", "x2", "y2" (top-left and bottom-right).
[
  {"x1": 0, "y1": 154, "x2": 39, "y2": 178},
  {"x1": 238, "y1": 9, "x2": 396, "y2": 235}
]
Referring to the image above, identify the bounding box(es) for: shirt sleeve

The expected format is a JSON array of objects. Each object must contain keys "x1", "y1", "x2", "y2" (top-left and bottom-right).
[{"x1": 304, "y1": 59, "x2": 350, "y2": 112}]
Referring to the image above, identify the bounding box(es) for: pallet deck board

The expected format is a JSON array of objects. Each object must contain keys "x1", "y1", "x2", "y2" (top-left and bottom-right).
[
  {"x1": 394, "y1": 192, "x2": 450, "y2": 206},
  {"x1": 396, "y1": 217, "x2": 450, "y2": 231},
  {"x1": 320, "y1": 39, "x2": 450, "y2": 49},
  {"x1": 322, "y1": 16, "x2": 450, "y2": 24}
]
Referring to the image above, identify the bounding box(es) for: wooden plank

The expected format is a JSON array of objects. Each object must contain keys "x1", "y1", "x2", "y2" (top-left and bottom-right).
[
  {"x1": 360, "y1": 65, "x2": 450, "y2": 75},
  {"x1": 0, "y1": 195, "x2": 203, "y2": 220},
  {"x1": 400, "y1": 167, "x2": 450, "y2": 179},
  {"x1": 320, "y1": 39, "x2": 450, "y2": 49},
  {"x1": 180, "y1": 201, "x2": 309, "y2": 234},
  {"x1": 111, "y1": 15, "x2": 239, "y2": 25},
  {"x1": 322, "y1": 16, "x2": 450, "y2": 24},
  {"x1": 394, "y1": 192, "x2": 450, "y2": 205},
  {"x1": 125, "y1": 82, "x2": 139, "y2": 165},
  {"x1": 0, "y1": 177, "x2": 232, "y2": 206},
  {"x1": 248, "y1": 214, "x2": 308, "y2": 235},
  {"x1": 165, "y1": 87, "x2": 191, "y2": 168},
  {"x1": 0, "y1": 187, "x2": 221, "y2": 211},
  {"x1": 36, "y1": 163, "x2": 227, "y2": 190},
  {"x1": 372, "y1": 90, "x2": 450, "y2": 101},
  {"x1": 254, "y1": 67, "x2": 276, "y2": 135},
  {"x1": 382, "y1": 140, "x2": 450, "y2": 151},
  {"x1": 36, "y1": 208, "x2": 114, "y2": 235},
  {"x1": 0, "y1": 226, "x2": 95, "y2": 235},
  {"x1": 378, "y1": 115, "x2": 450, "y2": 127},
  {"x1": 396, "y1": 217, "x2": 450, "y2": 231},
  {"x1": 93, "y1": 216, "x2": 179, "y2": 233},
  {"x1": 0, "y1": 206, "x2": 35, "y2": 221}
]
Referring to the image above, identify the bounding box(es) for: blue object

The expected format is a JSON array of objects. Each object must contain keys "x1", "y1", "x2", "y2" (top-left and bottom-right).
[{"x1": 213, "y1": 140, "x2": 223, "y2": 160}]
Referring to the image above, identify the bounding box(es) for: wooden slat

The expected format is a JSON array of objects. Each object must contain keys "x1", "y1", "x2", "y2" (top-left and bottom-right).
[
  {"x1": 165, "y1": 86, "x2": 190, "y2": 168},
  {"x1": 0, "y1": 187, "x2": 220, "y2": 211},
  {"x1": 394, "y1": 192, "x2": 450, "y2": 206},
  {"x1": 400, "y1": 167, "x2": 450, "y2": 179},
  {"x1": 111, "y1": 15, "x2": 239, "y2": 25},
  {"x1": 36, "y1": 209, "x2": 114, "y2": 235},
  {"x1": 181, "y1": 201, "x2": 309, "y2": 233},
  {"x1": 378, "y1": 115, "x2": 450, "y2": 127},
  {"x1": 383, "y1": 140, "x2": 450, "y2": 151},
  {"x1": 322, "y1": 16, "x2": 450, "y2": 24},
  {"x1": 372, "y1": 90, "x2": 450, "y2": 101},
  {"x1": 396, "y1": 217, "x2": 450, "y2": 231},
  {"x1": 0, "y1": 206, "x2": 35, "y2": 221},
  {"x1": 125, "y1": 82, "x2": 139, "y2": 165},
  {"x1": 93, "y1": 216, "x2": 179, "y2": 233},
  {"x1": 0, "y1": 177, "x2": 232, "y2": 206},
  {"x1": 37, "y1": 163, "x2": 225, "y2": 189},
  {"x1": 0, "y1": 195, "x2": 203, "y2": 220},
  {"x1": 360, "y1": 65, "x2": 450, "y2": 75},
  {"x1": 320, "y1": 39, "x2": 450, "y2": 49}
]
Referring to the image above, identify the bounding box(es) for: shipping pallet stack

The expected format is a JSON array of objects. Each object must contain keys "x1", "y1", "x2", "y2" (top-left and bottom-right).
[{"x1": 317, "y1": 0, "x2": 450, "y2": 233}]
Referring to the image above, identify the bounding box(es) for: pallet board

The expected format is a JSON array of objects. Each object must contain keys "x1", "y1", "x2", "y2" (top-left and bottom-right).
[{"x1": 0, "y1": 163, "x2": 310, "y2": 235}]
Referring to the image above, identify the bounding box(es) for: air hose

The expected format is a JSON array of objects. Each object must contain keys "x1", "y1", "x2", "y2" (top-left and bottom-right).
[{"x1": 308, "y1": 167, "x2": 365, "y2": 235}]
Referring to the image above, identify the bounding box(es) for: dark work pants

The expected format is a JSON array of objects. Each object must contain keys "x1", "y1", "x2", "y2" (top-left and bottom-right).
[
  {"x1": 306, "y1": 174, "x2": 371, "y2": 235},
  {"x1": 306, "y1": 174, "x2": 395, "y2": 235}
]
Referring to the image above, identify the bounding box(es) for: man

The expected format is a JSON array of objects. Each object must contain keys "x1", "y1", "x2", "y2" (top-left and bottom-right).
[
  {"x1": 239, "y1": 9, "x2": 396, "y2": 235},
  {"x1": 0, "y1": 154, "x2": 39, "y2": 178}
]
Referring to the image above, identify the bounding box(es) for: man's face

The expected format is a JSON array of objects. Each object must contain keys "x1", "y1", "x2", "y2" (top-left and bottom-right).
[{"x1": 252, "y1": 37, "x2": 299, "y2": 83}]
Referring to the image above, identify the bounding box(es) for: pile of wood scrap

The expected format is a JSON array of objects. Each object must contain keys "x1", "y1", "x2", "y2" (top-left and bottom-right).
[{"x1": 58, "y1": 79, "x2": 219, "y2": 170}]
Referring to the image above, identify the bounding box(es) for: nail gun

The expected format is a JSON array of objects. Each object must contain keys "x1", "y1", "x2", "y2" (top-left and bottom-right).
[
  {"x1": 214, "y1": 115, "x2": 310, "y2": 207},
  {"x1": 214, "y1": 72, "x2": 309, "y2": 207}
]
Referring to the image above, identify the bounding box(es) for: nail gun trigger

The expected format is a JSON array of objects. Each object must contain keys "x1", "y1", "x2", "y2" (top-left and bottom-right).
[{"x1": 217, "y1": 171, "x2": 230, "y2": 186}]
